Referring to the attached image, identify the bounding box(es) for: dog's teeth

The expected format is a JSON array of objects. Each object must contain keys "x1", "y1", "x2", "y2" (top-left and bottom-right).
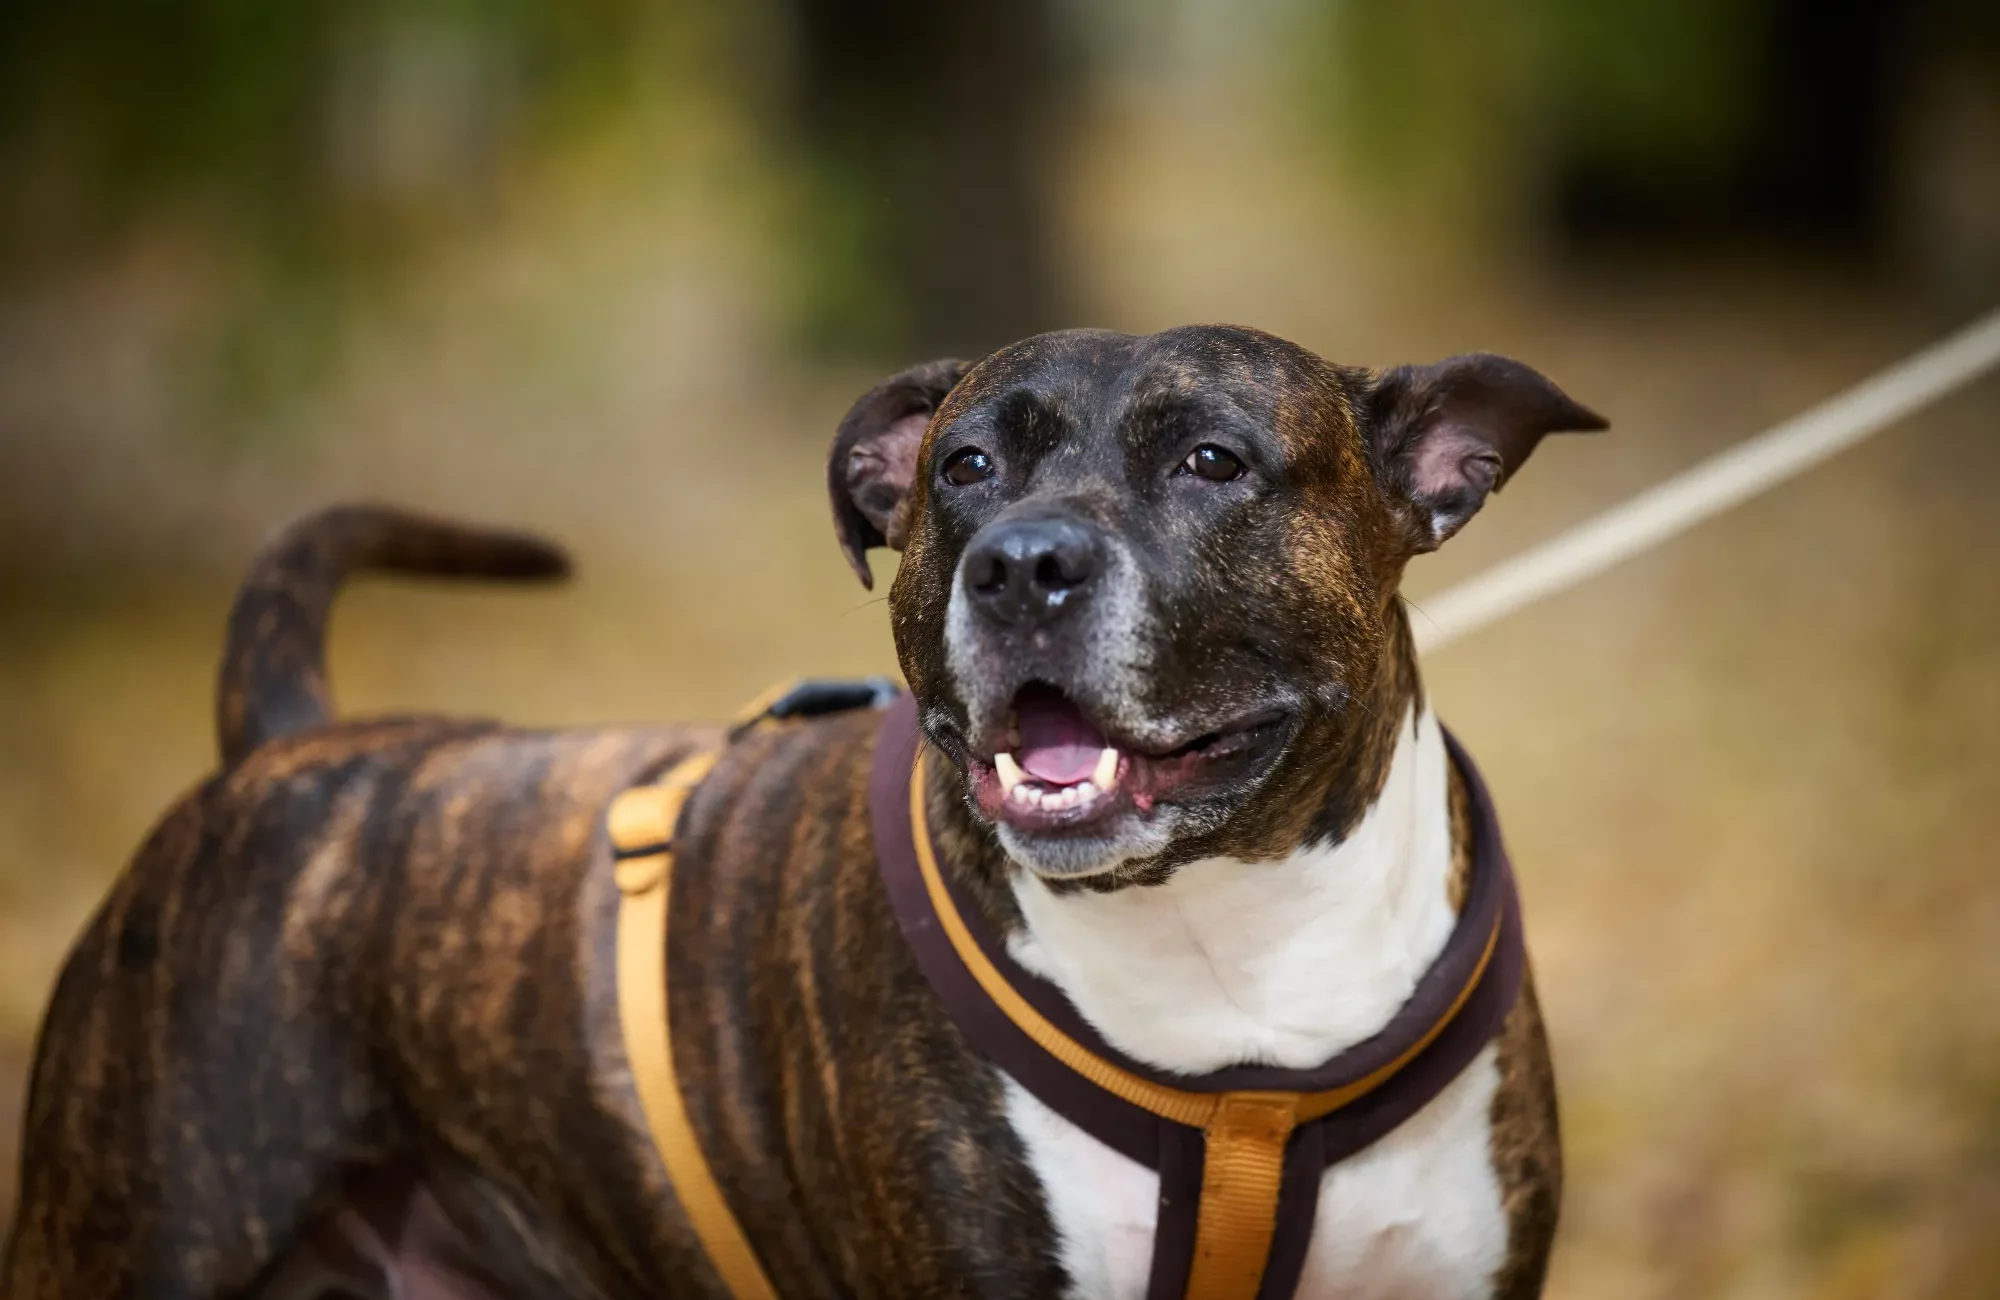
[
  {"x1": 999, "y1": 765, "x2": 1112, "y2": 815},
  {"x1": 1091, "y1": 747, "x2": 1119, "y2": 790}
]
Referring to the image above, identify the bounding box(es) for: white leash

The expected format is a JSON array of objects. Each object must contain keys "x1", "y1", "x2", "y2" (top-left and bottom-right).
[{"x1": 1413, "y1": 306, "x2": 2000, "y2": 655}]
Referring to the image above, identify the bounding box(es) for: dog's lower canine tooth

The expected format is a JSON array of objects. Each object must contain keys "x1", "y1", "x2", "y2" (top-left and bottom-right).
[
  {"x1": 1091, "y1": 747, "x2": 1119, "y2": 790},
  {"x1": 995, "y1": 752, "x2": 1025, "y2": 794}
]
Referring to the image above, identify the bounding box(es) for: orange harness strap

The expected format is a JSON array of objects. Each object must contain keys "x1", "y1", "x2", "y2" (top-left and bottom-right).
[
  {"x1": 903, "y1": 751, "x2": 1501, "y2": 1299},
  {"x1": 608, "y1": 750, "x2": 777, "y2": 1300}
]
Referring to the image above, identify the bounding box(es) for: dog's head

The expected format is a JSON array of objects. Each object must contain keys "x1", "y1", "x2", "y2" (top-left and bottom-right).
[{"x1": 829, "y1": 326, "x2": 1604, "y2": 883}]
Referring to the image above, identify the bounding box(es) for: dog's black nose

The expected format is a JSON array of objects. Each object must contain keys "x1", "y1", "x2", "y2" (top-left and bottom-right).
[{"x1": 963, "y1": 517, "x2": 1105, "y2": 626}]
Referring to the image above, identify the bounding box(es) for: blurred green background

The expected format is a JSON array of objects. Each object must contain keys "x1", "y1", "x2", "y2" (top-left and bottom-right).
[{"x1": 4, "y1": 1, "x2": 2000, "y2": 1294}]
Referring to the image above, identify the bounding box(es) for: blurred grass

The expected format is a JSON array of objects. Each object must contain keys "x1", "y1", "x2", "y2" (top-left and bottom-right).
[{"x1": 3, "y1": 22, "x2": 2000, "y2": 1300}]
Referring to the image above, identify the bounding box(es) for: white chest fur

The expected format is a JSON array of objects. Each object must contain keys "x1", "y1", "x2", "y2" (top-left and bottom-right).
[{"x1": 1000, "y1": 707, "x2": 1509, "y2": 1298}]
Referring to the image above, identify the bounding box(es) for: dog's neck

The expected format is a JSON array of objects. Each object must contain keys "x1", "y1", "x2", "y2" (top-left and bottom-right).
[
  {"x1": 922, "y1": 605, "x2": 1458, "y2": 1074},
  {"x1": 1003, "y1": 699, "x2": 1458, "y2": 1074}
]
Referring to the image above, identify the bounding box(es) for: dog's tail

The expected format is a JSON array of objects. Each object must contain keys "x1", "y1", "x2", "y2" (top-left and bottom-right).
[{"x1": 216, "y1": 504, "x2": 571, "y2": 766}]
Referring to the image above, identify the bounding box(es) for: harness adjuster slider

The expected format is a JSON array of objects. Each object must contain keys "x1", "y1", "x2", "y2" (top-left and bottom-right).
[{"x1": 609, "y1": 751, "x2": 721, "y2": 897}]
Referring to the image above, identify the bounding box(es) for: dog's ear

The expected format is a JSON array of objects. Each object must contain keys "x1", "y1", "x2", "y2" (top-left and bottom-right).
[
  {"x1": 1366, "y1": 353, "x2": 1607, "y2": 552},
  {"x1": 829, "y1": 357, "x2": 973, "y2": 587}
]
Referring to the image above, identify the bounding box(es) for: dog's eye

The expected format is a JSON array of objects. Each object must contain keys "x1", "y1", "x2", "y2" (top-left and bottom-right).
[
  {"x1": 1178, "y1": 445, "x2": 1245, "y2": 482},
  {"x1": 941, "y1": 448, "x2": 996, "y2": 486}
]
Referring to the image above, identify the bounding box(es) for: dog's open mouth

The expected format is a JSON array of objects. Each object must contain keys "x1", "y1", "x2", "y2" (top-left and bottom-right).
[{"x1": 965, "y1": 683, "x2": 1287, "y2": 833}]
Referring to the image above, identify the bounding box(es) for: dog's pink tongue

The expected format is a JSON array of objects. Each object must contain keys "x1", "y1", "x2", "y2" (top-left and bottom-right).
[{"x1": 1015, "y1": 688, "x2": 1108, "y2": 785}]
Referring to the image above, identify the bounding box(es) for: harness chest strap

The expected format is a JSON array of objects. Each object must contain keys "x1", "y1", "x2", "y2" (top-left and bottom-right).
[
  {"x1": 898, "y1": 748, "x2": 1503, "y2": 1300},
  {"x1": 869, "y1": 689, "x2": 1526, "y2": 1300}
]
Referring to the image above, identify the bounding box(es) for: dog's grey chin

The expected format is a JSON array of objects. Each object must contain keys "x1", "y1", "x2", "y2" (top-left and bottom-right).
[{"x1": 996, "y1": 810, "x2": 1181, "y2": 881}]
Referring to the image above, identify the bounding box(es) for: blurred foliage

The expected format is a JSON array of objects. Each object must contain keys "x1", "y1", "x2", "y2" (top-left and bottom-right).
[
  {"x1": 1310, "y1": 0, "x2": 1791, "y2": 237},
  {"x1": 0, "y1": 0, "x2": 699, "y2": 255},
  {"x1": 0, "y1": 0, "x2": 743, "y2": 433},
  {"x1": 0, "y1": 0, "x2": 772, "y2": 436},
  {"x1": 778, "y1": 0, "x2": 1075, "y2": 357},
  {"x1": 0, "y1": 0, "x2": 1072, "y2": 391},
  {"x1": 3, "y1": 0, "x2": 1992, "y2": 419},
  {"x1": 1306, "y1": 0, "x2": 2000, "y2": 251},
  {"x1": 1537, "y1": 0, "x2": 1759, "y2": 185}
]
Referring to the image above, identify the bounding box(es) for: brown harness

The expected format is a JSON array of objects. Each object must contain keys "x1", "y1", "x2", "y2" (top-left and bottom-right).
[{"x1": 608, "y1": 684, "x2": 1524, "y2": 1300}]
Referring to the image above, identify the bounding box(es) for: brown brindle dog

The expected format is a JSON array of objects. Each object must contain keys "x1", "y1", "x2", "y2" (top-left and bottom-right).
[{"x1": 1, "y1": 325, "x2": 1602, "y2": 1300}]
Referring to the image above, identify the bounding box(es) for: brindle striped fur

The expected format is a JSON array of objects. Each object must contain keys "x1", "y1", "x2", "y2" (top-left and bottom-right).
[
  {"x1": 5, "y1": 323, "x2": 1588, "y2": 1298},
  {"x1": 3, "y1": 512, "x2": 1067, "y2": 1297}
]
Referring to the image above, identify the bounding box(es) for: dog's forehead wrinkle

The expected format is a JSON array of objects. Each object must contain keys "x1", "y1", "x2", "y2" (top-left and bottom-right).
[{"x1": 963, "y1": 330, "x2": 1329, "y2": 462}]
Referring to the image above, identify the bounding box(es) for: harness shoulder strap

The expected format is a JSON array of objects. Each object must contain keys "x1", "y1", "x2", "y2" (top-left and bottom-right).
[
  {"x1": 607, "y1": 678, "x2": 895, "y2": 1298},
  {"x1": 609, "y1": 749, "x2": 778, "y2": 1300}
]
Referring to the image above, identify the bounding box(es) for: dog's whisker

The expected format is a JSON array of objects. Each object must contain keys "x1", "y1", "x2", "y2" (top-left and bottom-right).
[{"x1": 1399, "y1": 592, "x2": 1440, "y2": 633}]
